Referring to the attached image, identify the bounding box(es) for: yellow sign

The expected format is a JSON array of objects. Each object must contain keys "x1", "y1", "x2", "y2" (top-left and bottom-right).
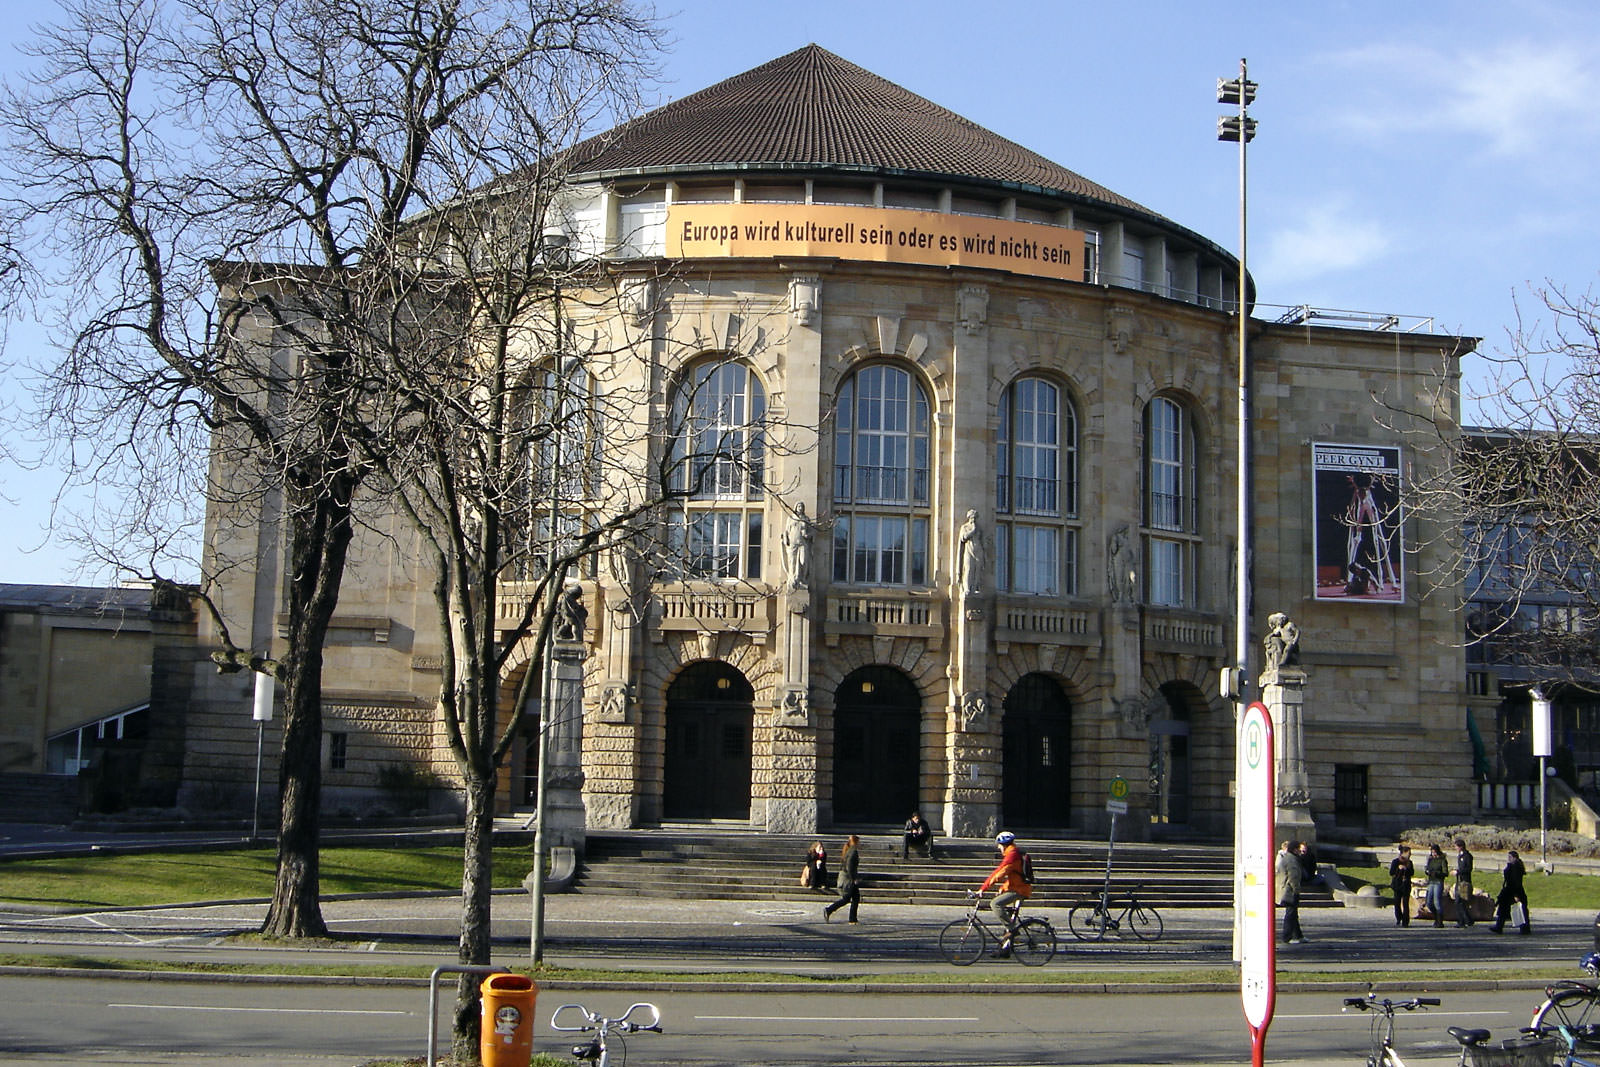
[
  {"x1": 665, "y1": 203, "x2": 1086, "y2": 283},
  {"x1": 1108, "y1": 776, "x2": 1129, "y2": 799}
]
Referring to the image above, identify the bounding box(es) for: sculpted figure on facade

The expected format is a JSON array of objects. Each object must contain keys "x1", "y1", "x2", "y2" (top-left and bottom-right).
[
  {"x1": 781, "y1": 503, "x2": 812, "y2": 592},
  {"x1": 960, "y1": 690, "x2": 988, "y2": 731},
  {"x1": 1264, "y1": 612, "x2": 1301, "y2": 671},
  {"x1": 957, "y1": 509, "x2": 984, "y2": 597},
  {"x1": 1107, "y1": 525, "x2": 1136, "y2": 602}
]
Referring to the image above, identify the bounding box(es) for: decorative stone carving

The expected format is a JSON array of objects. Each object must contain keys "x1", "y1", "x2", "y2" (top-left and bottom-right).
[
  {"x1": 621, "y1": 275, "x2": 658, "y2": 328},
  {"x1": 778, "y1": 685, "x2": 811, "y2": 725},
  {"x1": 1263, "y1": 612, "x2": 1301, "y2": 671},
  {"x1": 599, "y1": 682, "x2": 631, "y2": 724},
  {"x1": 957, "y1": 285, "x2": 988, "y2": 335},
  {"x1": 789, "y1": 274, "x2": 821, "y2": 326},
  {"x1": 960, "y1": 690, "x2": 988, "y2": 731}
]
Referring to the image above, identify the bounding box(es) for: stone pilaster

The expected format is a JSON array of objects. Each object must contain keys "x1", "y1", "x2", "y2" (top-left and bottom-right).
[
  {"x1": 543, "y1": 644, "x2": 588, "y2": 850},
  {"x1": 1261, "y1": 665, "x2": 1314, "y2": 843}
]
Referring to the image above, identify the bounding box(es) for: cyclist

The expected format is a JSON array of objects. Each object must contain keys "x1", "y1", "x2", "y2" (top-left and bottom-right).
[{"x1": 977, "y1": 831, "x2": 1031, "y2": 956}]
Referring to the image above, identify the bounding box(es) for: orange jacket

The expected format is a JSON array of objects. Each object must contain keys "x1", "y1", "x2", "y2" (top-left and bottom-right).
[{"x1": 980, "y1": 844, "x2": 1032, "y2": 898}]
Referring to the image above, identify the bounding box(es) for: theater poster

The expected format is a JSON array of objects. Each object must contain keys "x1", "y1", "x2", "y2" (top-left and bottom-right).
[{"x1": 1312, "y1": 443, "x2": 1404, "y2": 603}]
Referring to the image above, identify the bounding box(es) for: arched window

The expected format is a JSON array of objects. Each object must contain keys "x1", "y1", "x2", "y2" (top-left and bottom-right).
[
  {"x1": 996, "y1": 377, "x2": 1077, "y2": 595},
  {"x1": 831, "y1": 364, "x2": 932, "y2": 586},
  {"x1": 1142, "y1": 396, "x2": 1198, "y2": 607},
  {"x1": 666, "y1": 359, "x2": 767, "y2": 579},
  {"x1": 508, "y1": 359, "x2": 594, "y2": 580}
]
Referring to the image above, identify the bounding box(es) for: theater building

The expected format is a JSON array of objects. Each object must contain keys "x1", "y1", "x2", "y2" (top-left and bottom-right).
[{"x1": 183, "y1": 45, "x2": 1473, "y2": 841}]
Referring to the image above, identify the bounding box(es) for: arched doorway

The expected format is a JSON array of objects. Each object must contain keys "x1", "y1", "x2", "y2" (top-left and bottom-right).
[
  {"x1": 1002, "y1": 673, "x2": 1072, "y2": 828},
  {"x1": 832, "y1": 666, "x2": 921, "y2": 824},
  {"x1": 1148, "y1": 684, "x2": 1192, "y2": 827},
  {"x1": 663, "y1": 661, "x2": 754, "y2": 820}
]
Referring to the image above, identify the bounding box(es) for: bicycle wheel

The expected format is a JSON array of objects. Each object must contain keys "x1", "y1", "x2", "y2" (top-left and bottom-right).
[
  {"x1": 1067, "y1": 903, "x2": 1110, "y2": 942},
  {"x1": 1532, "y1": 986, "x2": 1600, "y2": 1048},
  {"x1": 1011, "y1": 918, "x2": 1057, "y2": 966},
  {"x1": 939, "y1": 917, "x2": 987, "y2": 966},
  {"x1": 1127, "y1": 904, "x2": 1164, "y2": 942}
]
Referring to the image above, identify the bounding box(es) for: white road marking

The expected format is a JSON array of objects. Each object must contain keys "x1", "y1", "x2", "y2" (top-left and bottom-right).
[
  {"x1": 108, "y1": 1003, "x2": 409, "y2": 1016},
  {"x1": 696, "y1": 1015, "x2": 981, "y2": 1022}
]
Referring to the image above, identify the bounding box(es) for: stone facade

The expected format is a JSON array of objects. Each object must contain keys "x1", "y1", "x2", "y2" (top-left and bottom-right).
[{"x1": 172, "y1": 47, "x2": 1472, "y2": 843}]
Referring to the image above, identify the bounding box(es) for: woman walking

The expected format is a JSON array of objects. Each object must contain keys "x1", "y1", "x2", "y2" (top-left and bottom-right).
[
  {"x1": 823, "y1": 834, "x2": 861, "y2": 924},
  {"x1": 1424, "y1": 844, "x2": 1448, "y2": 927}
]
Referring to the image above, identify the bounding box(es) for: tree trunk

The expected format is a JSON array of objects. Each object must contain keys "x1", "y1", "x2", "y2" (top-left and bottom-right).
[
  {"x1": 260, "y1": 472, "x2": 355, "y2": 939},
  {"x1": 451, "y1": 771, "x2": 498, "y2": 1063}
]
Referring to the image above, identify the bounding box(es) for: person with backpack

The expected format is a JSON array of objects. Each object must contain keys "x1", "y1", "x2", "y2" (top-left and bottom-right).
[{"x1": 977, "y1": 831, "x2": 1032, "y2": 957}]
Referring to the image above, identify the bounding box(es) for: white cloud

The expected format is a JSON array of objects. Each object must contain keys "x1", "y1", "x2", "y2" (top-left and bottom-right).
[
  {"x1": 1258, "y1": 199, "x2": 1390, "y2": 288},
  {"x1": 1324, "y1": 39, "x2": 1600, "y2": 157}
]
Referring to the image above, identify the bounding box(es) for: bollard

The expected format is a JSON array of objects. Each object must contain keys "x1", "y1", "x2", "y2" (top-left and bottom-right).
[{"x1": 479, "y1": 972, "x2": 538, "y2": 1067}]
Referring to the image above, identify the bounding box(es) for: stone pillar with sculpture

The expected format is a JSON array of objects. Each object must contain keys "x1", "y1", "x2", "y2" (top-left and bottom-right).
[
  {"x1": 945, "y1": 508, "x2": 996, "y2": 837},
  {"x1": 543, "y1": 584, "x2": 590, "y2": 850},
  {"x1": 769, "y1": 503, "x2": 818, "y2": 833},
  {"x1": 1260, "y1": 611, "x2": 1314, "y2": 843}
]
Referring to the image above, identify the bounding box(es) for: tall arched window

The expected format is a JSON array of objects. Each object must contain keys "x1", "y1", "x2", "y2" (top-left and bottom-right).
[
  {"x1": 1142, "y1": 396, "x2": 1198, "y2": 606},
  {"x1": 666, "y1": 359, "x2": 767, "y2": 579},
  {"x1": 996, "y1": 377, "x2": 1077, "y2": 595},
  {"x1": 831, "y1": 364, "x2": 932, "y2": 586},
  {"x1": 508, "y1": 359, "x2": 594, "y2": 580}
]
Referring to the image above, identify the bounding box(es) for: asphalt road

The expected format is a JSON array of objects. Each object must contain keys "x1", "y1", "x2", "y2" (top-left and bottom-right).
[{"x1": 0, "y1": 976, "x2": 1558, "y2": 1066}]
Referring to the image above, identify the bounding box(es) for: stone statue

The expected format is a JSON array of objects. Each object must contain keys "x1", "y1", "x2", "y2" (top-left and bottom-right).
[
  {"x1": 958, "y1": 509, "x2": 984, "y2": 597},
  {"x1": 554, "y1": 582, "x2": 587, "y2": 642},
  {"x1": 1107, "y1": 525, "x2": 1136, "y2": 602},
  {"x1": 1264, "y1": 612, "x2": 1301, "y2": 671},
  {"x1": 781, "y1": 504, "x2": 812, "y2": 591}
]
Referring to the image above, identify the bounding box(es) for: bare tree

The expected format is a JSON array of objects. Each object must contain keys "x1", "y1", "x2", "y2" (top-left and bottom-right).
[
  {"x1": 0, "y1": 0, "x2": 662, "y2": 941},
  {"x1": 1399, "y1": 282, "x2": 1600, "y2": 689}
]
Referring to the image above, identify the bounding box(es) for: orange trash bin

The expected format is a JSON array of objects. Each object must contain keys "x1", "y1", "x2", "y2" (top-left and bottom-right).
[{"x1": 479, "y1": 972, "x2": 538, "y2": 1067}]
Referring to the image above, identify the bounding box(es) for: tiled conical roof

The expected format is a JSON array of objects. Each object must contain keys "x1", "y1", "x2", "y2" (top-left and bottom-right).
[{"x1": 570, "y1": 45, "x2": 1162, "y2": 220}]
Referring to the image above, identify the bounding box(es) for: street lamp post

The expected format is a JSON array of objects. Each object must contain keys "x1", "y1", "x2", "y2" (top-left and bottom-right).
[{"x1": 1218, "y1": 59, "x2": 1258, "y2": 964}]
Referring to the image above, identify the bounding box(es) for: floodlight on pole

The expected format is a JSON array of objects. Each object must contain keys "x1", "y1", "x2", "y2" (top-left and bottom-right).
[
  {"x1": 528, "y1": 229, "x2": 571, "y2": 965},
  {"x1": 1218, "y1": 57, "x2": 1258, "y2": 968}
]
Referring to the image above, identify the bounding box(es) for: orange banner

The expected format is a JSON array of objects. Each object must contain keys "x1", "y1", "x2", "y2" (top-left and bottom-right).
[{"x1": 665, "y1": 203, "x2": 1085, "y2": 283}]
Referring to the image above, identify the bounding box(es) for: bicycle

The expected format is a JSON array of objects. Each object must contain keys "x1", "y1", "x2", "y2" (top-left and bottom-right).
[
  {"x1": 938, "y1": 889, "x2": 1057, "y2": 967},
  {"x1": 1066, "y1": 884, "x2": 1164, "y2": 942},
  {"x1": 549, "y1": 1001, "x2": 663, "y2": 1067},
  {"x1": 1340, "y1": 991, "x2": 1439, "y2": 1067},
  {"x1": 1530, "y1": 954, "x2": 1600, "y2": 1053}
]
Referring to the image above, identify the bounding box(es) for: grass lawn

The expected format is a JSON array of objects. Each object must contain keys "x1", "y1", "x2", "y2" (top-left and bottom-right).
[{"x1": 0, "y1": 844, "x2": 537, "y2": 909}]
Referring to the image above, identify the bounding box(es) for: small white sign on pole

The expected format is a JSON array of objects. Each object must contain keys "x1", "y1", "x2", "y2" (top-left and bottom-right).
[
  {"x1": 1238, "y1": 701, "x2": 1276, "y2": 1062},
  {"x1": 252, "y1": 672, "x2": 275, "y2": 722}
]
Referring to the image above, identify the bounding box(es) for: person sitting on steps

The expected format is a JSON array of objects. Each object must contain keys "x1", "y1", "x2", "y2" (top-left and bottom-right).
[{"x1": 902, "y1": 811, "x2": 933, "y2": 860}]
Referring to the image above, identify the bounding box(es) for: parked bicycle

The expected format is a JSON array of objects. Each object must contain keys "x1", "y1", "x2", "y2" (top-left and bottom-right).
[
  {"x1": 549, "y1": 1001, "x2": 662, "y2": 1067},
  {"x1": 1066, "y1": 884, "x2": 1163, "y2": 942},
  {"x1": 1529, "y1": 954, "x2": 1600, "y2": 1052},
  {"x1": 1340, "y1": 991, "x2": 1439, "y2": 1067},
  {"x1": 938, "y1": 889, "x2": 1057, "y2": 966}
]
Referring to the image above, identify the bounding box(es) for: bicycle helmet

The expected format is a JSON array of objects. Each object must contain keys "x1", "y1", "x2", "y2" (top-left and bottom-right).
[
  {"x1": 995, "y1": 831, "x2": 1016, "y2": 847},
  {"x1": 1582, "y1": 952, "x2": 1600, "y2": 977}
]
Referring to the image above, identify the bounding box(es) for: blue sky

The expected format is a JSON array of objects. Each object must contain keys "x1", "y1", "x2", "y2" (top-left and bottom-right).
[{"x1": 2, "y1": 0, "x2": 1597, "y2": 584}]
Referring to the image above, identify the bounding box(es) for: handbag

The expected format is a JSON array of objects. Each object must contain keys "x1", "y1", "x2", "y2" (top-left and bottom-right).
[{"x1": 800, "y1": 865, "x2": 812, "y2": 888}]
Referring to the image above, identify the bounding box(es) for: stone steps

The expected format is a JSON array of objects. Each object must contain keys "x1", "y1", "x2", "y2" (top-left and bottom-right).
[{"x1": 563, "y1": 828, "x2": 1267, "y2": 910}]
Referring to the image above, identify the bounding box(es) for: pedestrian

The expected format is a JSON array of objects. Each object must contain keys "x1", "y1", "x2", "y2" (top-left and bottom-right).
[
  {"x1": 1453, "y1": 838, "x2": 1476, "y2": 927},
  {"x1": 1389, "y1": 845, "x2": 1414, "y2": 927},
  {"x1": 1275, "y1": 838, "x2": 1305, "y2": 944},
  {"x1": 1424, "y1": 844, "x2": 1448, "y2": 927},
  {"x1": 803, "y1": 840, "x2": 828, "y2": 891},
  {"x1": 1489, "y1": 849, "x2": 1532, "y2": 935},
  {"x1": 902, "y1": 811, "x2": 933, "y2": 860},
  {"x1": 823, "y1": 834, "x2": 861, "y2": 924}
]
